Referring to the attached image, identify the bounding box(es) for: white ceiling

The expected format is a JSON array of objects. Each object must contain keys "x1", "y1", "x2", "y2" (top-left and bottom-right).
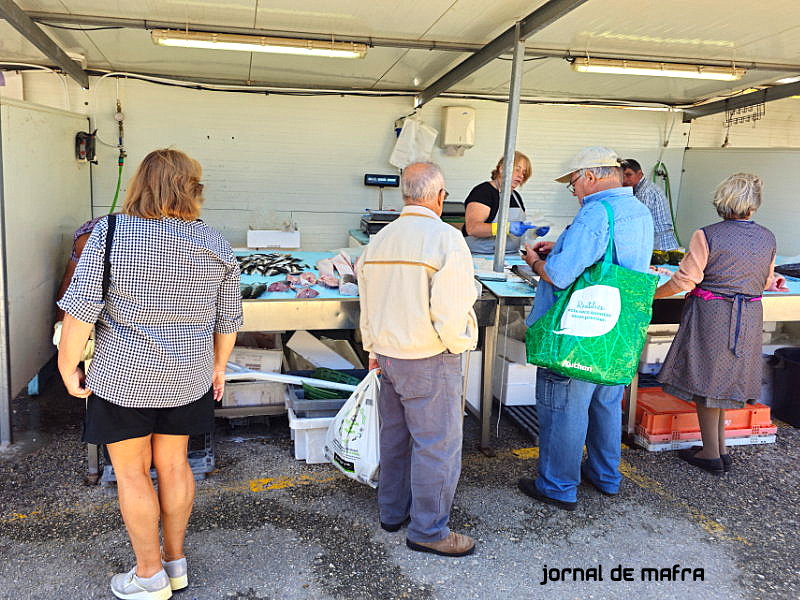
[{"x1": 2, "y1": 0, "x2": 799, "y2": 105}]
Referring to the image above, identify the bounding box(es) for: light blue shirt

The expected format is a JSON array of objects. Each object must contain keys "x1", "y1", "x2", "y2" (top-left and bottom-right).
[{"x1": 526, "y1": 186, "x2": 654, "y2": 326}]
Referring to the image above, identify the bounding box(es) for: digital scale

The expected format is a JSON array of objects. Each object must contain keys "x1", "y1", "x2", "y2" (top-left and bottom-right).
[{"x1": 361, "y1": 173, "x2": 401, "y2": 235}]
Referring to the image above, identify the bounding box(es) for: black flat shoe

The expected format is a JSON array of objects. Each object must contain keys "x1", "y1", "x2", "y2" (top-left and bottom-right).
[
  {"x1": 678, "y1": 448, "x2": 724, "y2": 475},
  {"x1": 517, "y1": 477, "x2": 577, "y2": 511},
  {"x1": 380, "y1": 517, "x2": 410, "y2": 532},
  {"x1": 688, "y1": 446, "x2": 731, "y2": 472}
]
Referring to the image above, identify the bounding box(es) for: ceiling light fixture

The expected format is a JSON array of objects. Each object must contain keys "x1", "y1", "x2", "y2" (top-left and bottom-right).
[
  {"x1": 571, "y1": 57, "x2": 745, "y2": 81},
  {"x1": 151, "y1": 29, "x2": 367, "y2": 59},
  {"x1": 775, "y1": 75, "x2": 800, "y2": 84}
]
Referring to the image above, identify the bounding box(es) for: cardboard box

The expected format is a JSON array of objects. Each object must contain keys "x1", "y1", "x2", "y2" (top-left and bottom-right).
[{"x1": 247, "y1": 229, "x2": 301, "y2": 249}]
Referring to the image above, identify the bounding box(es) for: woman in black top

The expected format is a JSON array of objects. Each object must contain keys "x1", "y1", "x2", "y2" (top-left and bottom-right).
[{"x1": 463, "y1": 151, "x2": 532, "y2": 254}]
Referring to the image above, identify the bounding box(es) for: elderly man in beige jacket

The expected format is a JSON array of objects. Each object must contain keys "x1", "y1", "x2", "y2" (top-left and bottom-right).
[{"x1": 357, "y1": 161, "x2": 478, "y2": 557}]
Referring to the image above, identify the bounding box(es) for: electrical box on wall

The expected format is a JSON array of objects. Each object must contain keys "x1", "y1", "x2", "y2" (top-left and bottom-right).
[{"x1": 441, "y1": 106, "x2": 475, "y2": 156}]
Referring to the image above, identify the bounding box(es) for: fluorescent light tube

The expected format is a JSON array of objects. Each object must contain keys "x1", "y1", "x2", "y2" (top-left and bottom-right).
[
  {"x1": 151, "y1": 29, "x2": 367, "y2": 59},
  {"x1": 572, "y1": 58, "x2": 744, "y2": 81}
]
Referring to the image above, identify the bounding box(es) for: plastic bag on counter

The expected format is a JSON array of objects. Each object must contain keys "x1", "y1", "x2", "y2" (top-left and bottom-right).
[{"x1": 324, "y1": 369, "x2": 381, "y2": 487}]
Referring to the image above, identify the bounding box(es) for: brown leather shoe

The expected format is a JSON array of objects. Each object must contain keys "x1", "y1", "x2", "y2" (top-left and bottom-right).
[{"x1": 406, "y1": 532, "x2": 475, "y2": 557}]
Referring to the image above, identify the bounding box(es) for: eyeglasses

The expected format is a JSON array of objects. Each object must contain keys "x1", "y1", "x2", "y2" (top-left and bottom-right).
[
  {"x1": 567, "y1": 173, "x2": 583, "y2": 193},
  {"x1": 440, "y1": 188, "x2": 450, "y2": 200}
]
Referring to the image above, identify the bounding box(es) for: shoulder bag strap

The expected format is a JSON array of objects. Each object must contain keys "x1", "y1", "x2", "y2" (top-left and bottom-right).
[{"x1": 102, "y1": 214, "x2": 116, "y2": 299}]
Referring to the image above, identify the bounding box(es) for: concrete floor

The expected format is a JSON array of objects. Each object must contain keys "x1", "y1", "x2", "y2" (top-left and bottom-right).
[{"x1": 0, "y1": 364, "x2": 798, "y2": 600}]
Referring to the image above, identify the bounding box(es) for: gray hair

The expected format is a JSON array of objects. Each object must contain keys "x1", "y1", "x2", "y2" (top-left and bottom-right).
[
  {"x1": 578, "y1": 165, "x2": 623, "y2": 182},
  {"x1": 712, "y1": 173, "x2": 762, "y2": 219},
  {"x1": 401, "y1": 162, "x2": 444, "y2": 201}
]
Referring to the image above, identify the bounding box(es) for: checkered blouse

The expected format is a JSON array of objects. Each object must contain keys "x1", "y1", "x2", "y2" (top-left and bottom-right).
[{"x1": 58, "y1": 215, "x2": 243, "y2": 408}]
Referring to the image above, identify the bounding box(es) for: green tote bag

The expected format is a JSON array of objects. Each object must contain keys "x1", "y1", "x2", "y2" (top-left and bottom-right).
[{"x1": 526, "y1": 201, "x2": 658, "y2": 385}]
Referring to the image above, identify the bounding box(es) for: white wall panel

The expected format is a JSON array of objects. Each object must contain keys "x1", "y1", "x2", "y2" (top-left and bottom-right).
[
  {"x1": 21, "y1": 73, "x2": 688, "y2": 250},
  {"x1": 0, "y1": 99, "x2": 91, "y2": 395},
  {"x1": 677, "y1": 148, "x2": 800, "y2": 256}
]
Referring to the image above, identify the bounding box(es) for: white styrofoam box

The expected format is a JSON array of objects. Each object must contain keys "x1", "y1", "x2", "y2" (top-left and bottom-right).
[
  {"x1": 760, "y1": 353, "x2": 775, "y2": 407},
  {"x1": 646, "y1": 324, "x2": 680, "y2": 336},
  {"x1": 287, "y1": 407, "x2": 334, "y2": 464},
  {"x1": 462, "y1": 350, "x2": 482, "y2": 413},
  {"x1": 246, "y1": 229, "x2": 300, "y2": 249},
  {"x1": 763, "y1": 321, "x2": 778, "y2": 333},
  {"x1": 229, "y1": 347, "x2": 283, "y2": 373},
  {"x1": 496, "y1": 335, "x2": 527, "y2": 364},
  {"x1": 638, "y1": 335, "x2": 674, "y2": 374},
  {"x1": 222, "y1": 381, "x2": 285, "y2": 408},
  {"x1": 492, "y1": 356, "x2": 536, "y2": 406}
]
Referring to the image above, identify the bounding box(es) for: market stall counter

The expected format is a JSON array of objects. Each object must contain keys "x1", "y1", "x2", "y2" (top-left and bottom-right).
[
  {"x1": 478, "y1": 255, "x2": 800, "y2": 449},
  {"x1": 235, "y1": 250, "x2": 499, "y2": 449}
]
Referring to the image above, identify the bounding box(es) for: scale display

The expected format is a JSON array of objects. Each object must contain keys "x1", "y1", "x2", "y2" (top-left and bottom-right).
[{"x1": 364, "y1": 173, "x2": 400, "y2": 187}]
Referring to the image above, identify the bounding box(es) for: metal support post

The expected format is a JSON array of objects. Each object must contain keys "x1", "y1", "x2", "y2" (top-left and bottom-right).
[{"x1": 493, "y1": 23, "x2": 524, "y2": 273}]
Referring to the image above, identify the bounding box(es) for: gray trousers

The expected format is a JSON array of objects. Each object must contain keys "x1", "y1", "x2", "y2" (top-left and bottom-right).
[{"x1": 376, "y1": 352, "x2": 464, "y2": 543}]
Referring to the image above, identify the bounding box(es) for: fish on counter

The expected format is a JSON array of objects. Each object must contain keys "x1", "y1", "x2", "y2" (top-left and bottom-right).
[
  {"x1": 318, "y1": 274, "x2": 339, "y2": 288},
  {"x1": 237, "y1": 252, "x2": 310, "y2": 276},
  {"x1": 267, "y1": 281, "x2": 291, "y2": 292},
  {"x1": 295, "y1": 288, "x2": 319, "y2": 298},
  {"x1": 339, "y1": 273, "x2": 359, "y2": 296}
]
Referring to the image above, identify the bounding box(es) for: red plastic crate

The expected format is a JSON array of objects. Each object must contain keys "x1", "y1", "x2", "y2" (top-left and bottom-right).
[{"x1": 634, "y1": 387, "x2": 776, "y2": 442}]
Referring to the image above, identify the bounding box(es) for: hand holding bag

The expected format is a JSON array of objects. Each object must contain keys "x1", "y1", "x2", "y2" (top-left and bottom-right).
[
  {"x1": 525, "y1": 202, "x2": 657, "y2": 385},
  {"x1": 324, "y1": 369, "x2": 381, "y2": 487}
]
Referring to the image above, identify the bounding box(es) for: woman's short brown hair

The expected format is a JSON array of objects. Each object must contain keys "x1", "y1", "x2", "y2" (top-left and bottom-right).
[
  {"x1": 491, "y1": 151, "x2": 532, "y2": 185},
  {"x1": 123, "y1": 149, "x2": 204, "y2": 221}
]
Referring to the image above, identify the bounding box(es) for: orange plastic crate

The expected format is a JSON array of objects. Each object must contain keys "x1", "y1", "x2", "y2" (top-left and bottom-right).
[{"x1": 635, "y1": 387, "x2": 776, "y2": 442}]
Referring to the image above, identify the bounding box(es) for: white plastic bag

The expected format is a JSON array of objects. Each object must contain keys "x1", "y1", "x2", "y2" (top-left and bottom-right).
[
  {"x1": 324, "y1": 369, "x2": 381, "y2": 487},
  {"x1": 389, "y1": 117, "x2": 439, "y2": 169}
]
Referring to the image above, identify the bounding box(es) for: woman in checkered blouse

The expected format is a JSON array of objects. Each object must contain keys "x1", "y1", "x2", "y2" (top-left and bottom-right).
[{"x1": 57, "y1": 149, "x2": 242, "y2": 599}]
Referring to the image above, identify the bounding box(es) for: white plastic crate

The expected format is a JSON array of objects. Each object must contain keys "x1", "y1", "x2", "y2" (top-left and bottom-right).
[
  {"x1": 633, "y1": 433, "x2": 776, "y2": 452},
  {"x1": 287, "y1": 407, "x2": 334, "y2": 464}
]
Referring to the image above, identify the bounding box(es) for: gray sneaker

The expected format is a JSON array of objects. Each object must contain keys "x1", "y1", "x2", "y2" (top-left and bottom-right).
[
  {"x1": 110, "y1": 567, "x2": 172, "y2": 600},
  {"x1": 162, "y1": 557, "x2": 188, "y2": 591}
]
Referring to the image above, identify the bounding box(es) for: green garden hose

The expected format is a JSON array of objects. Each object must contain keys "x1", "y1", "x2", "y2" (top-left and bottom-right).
[
  {"x1": 108, "y1": 152, "x2": 125, "y2": 213},
  {"x1": 652, "y1": 161, "x2": 681, "y2": 247}
]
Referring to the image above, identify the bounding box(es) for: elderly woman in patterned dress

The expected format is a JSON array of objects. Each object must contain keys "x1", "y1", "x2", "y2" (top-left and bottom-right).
[
  {"x1": 654, "y1": 173, "x2": 786, "y2": 475},
  {"x1": 58, "y1": 149, "x2": 242, "y2": 599}
]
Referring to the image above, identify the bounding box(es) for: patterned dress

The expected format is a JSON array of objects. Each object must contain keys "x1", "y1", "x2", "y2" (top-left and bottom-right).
[{"x1": 657, "y1": 220, "x2": 775, "y2": 408}]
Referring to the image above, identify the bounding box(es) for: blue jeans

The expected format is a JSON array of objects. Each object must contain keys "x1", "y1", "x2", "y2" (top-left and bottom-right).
[
  {"x1": 535, "y1": 368, "x2": 623, "y2": 502},
  {"x1": 376, "y1": 352, "x2": 463, "y2": 543}
]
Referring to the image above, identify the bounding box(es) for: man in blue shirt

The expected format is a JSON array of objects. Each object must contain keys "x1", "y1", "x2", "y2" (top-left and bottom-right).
[
  {"x1": 621, "y1": 158, "x2": 679, "y2": 251},
  {"x1": 519, "y1": 147, "x2": 653, "y2": 510}
]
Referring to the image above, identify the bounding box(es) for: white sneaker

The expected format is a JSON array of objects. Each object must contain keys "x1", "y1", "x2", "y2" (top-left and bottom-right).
[
  {"x1": 162, "y1": 557, "x2": 188, "y2": 591},
  {"x1": 110, "y1": 567, "x2": 172, "y2": 600}
]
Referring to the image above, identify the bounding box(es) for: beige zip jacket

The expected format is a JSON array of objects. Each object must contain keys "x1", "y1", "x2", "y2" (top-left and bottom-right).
[{"x1": 357, "y1": 204, "x2": 478, "y2": 359}]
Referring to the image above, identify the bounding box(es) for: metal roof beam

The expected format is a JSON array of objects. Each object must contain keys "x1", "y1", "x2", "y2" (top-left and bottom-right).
[
  {"x1": 0, "y1": 0, "x2": 88, "y2": 88},
  {"x1": 682, "y1": 81, "x2": 800, "y2": 122},
  {"x1": 415, "y1": 0, "x2": 589, "y2": 107}
]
